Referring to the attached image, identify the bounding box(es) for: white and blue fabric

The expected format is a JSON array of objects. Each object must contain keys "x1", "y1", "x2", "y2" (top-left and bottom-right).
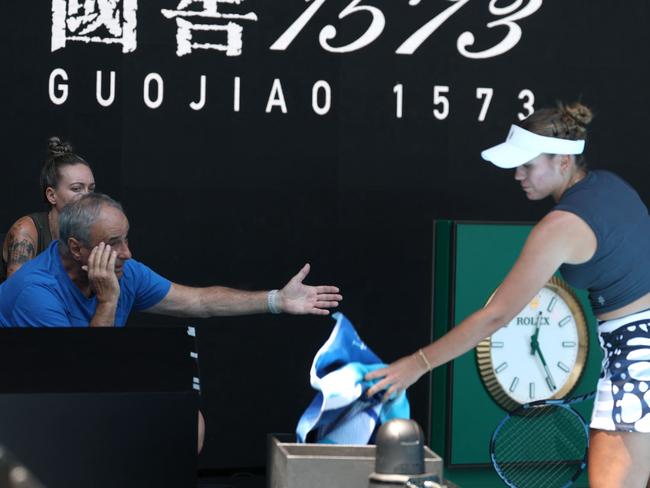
[
  {"x1": 296, "y1": 312, "x2": 410, "y2": 444},
  {"x1": 591, "y1": 309, "x2": 650, "y2": 432}
]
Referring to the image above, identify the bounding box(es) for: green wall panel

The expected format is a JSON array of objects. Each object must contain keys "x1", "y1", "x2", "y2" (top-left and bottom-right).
[{"x1": 430, "y1": 220, "x2": 453, "y2": 457}]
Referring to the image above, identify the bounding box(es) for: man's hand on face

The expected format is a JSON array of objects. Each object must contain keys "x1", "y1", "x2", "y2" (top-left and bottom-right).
[{"x1": 82, "y1": 242, "x2": 120, "y2": 304}]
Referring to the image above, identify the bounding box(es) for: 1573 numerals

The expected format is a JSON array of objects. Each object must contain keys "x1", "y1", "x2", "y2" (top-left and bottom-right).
[
  {"x1": 271, "y1": 0, "x2": 543, "y2": 58},
  {"x1": 393, "y1": 86, "x2": 535, "y2": 121}
]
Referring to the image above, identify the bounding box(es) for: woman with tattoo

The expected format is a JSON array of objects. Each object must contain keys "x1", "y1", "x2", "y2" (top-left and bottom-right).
[{"x1": 1, "y1": 137, "x2": 95, "y2": 281}]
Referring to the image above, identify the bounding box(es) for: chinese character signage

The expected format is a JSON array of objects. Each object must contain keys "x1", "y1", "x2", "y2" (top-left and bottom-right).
[
  {"x1": 161, "y1": 0, "x2": 258, "y2": 57},
  {"x1": 52, "y1": 0, "x2": 138, "y2": 53}
]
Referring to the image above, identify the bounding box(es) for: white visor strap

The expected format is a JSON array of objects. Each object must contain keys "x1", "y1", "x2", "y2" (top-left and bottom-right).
[{"x1": 507, "y1": 125, "x2": 585, "y2": 155}]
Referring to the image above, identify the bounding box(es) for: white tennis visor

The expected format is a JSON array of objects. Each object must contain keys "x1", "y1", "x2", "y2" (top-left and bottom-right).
[{"x1": 481, "y1": 125, "x2": 585, "y2": 168}]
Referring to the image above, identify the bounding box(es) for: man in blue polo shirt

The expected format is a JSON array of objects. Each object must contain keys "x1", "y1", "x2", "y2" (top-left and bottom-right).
[{"x1": 0, "y1": 193, "x2": 342, "y2": 327}]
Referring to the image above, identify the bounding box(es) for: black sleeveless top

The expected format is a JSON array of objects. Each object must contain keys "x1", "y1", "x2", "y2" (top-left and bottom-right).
[
  {"x1": 556, "y1": 171, "x2": 650, "y2": 313},
  {"x1": 0, "y1": 212, "x2": 53, "y2": 282}
]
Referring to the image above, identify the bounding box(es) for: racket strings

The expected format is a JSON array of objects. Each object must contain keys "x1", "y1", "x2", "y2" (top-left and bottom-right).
[
  {"x1": 493, "y1": 405, "x2": 588, "y2": 488},
  {"x1": 497, "y1": 426, "x2": 578, "y2": 488},
  {"x1": 496, "y1": 411, "x2": 584, "y2": 486},
  {"x1": 497, "y1": 408, "x2": 583, "y2": 461},
  {"x1": 495, "y1": 409, "x2": 585, "y2": 488},
  {"x1": 496, "y1": 406, "x2": 584, "y2": 459}
]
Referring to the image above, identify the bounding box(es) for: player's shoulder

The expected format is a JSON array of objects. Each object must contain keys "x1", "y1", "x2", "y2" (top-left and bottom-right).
[
  {"x1": 540, "y1": 210, "x2": 584, "y2": 228},
  {"x1": 524, "y1": 211, "x2": 588, "y2": 252}
]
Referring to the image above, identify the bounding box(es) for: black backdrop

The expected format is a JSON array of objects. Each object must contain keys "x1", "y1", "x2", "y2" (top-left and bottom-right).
[{"x1": 2, "y1": 0, "x2": 649, "y2": 471}]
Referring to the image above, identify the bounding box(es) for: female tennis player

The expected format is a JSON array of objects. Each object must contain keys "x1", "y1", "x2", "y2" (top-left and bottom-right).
[{"x1": 366, "y1": 102, "x2": 650, "y2": 487}]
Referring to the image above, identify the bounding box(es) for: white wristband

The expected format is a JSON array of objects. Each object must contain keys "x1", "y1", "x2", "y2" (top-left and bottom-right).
[{"x1": 267, "y1": 289, "x2": 281, "y2": 314}]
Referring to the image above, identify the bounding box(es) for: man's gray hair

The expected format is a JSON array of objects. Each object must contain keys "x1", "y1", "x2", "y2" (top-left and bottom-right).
[{"x1": 59, "y1": 193, "x2": 124, "y2": 248}]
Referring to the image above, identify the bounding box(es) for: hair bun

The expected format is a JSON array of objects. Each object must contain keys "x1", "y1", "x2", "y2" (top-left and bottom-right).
[
  {"x1": 47, "y1": 136, "x2": 74, "y2": 157},
  {"x1": 562, "y1": 102, "x2": 594, "y2": 127}
]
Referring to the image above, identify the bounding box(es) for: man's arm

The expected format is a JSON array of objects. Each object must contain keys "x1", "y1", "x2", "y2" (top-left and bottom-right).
[{"x1": 143, "y1": 263, "x2": 342, "y2": 318}]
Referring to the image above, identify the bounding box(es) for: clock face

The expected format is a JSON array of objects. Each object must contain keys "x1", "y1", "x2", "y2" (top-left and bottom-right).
[{"x1": 477, "y1": 277, "x2": 589, "y2": 411}]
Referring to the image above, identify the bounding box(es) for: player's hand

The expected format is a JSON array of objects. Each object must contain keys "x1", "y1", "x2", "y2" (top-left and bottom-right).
[
  {"x1": 364, "y1": 353, "x2": 426, "y2": 402},
  {"x1": 278, "y1": 263, "x2": 342, "y2": 315},
  {"x1": 83, "y1": 242, "x2": 120, "y2": 304}
]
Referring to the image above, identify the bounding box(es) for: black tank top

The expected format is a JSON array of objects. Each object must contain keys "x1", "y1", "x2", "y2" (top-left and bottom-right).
[
  {"x1": 0, "y1": 212, "x2": 53, "y2": 282},
  {"x1": 556, "y1": 171, "x2": 650, "y2": 313}
]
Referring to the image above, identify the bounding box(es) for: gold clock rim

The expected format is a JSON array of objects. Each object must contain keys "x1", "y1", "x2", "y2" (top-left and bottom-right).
[{"x1": 476, "y1": 276, "x2": 589, "y2": 412}]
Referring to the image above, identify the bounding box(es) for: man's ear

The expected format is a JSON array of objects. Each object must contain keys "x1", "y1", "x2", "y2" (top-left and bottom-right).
[{"x1": 67, "y1": 238, "x2": 83, "y2": 260}]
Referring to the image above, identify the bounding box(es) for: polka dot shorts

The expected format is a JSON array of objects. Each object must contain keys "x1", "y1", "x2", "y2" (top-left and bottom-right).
[{"x1": 591, "y1": 309, "x2": 650, "y2": 432}]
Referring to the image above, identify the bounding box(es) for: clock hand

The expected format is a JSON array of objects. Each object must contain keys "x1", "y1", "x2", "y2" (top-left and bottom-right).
[
  {"x1": 530, "y1": 311, "x2": 557, "y2": 391},
  {"x1": 534, "y1": 345, "x2": 557, "y2": 391},
  {"x1": 530, "y1": 311, "x2": 542, "y2": 355}
]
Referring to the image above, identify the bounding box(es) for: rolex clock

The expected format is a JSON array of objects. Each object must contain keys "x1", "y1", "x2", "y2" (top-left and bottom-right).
[{"x1": 476, "y1": 276, "x2": 589, "y2": 411}]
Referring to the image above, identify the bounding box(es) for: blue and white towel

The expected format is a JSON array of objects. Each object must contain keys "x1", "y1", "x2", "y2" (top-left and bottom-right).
[{"x1": 296, "y1": 312, "x2": 410, "y2": 444}]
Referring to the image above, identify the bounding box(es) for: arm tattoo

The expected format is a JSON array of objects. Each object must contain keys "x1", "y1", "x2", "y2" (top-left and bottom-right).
[{"x1": 7, "y1": 238, "x2": 36, "y2": 267}]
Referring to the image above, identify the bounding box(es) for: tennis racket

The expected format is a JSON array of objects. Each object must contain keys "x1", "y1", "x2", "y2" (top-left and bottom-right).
[{"x1": 490, "y1": 392, "x2": 595, "y2": 488}]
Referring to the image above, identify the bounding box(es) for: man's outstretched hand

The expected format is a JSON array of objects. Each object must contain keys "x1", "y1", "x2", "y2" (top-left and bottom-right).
[{"x1": 278, "y1": 263, "x2": 342, "y2": 315}]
